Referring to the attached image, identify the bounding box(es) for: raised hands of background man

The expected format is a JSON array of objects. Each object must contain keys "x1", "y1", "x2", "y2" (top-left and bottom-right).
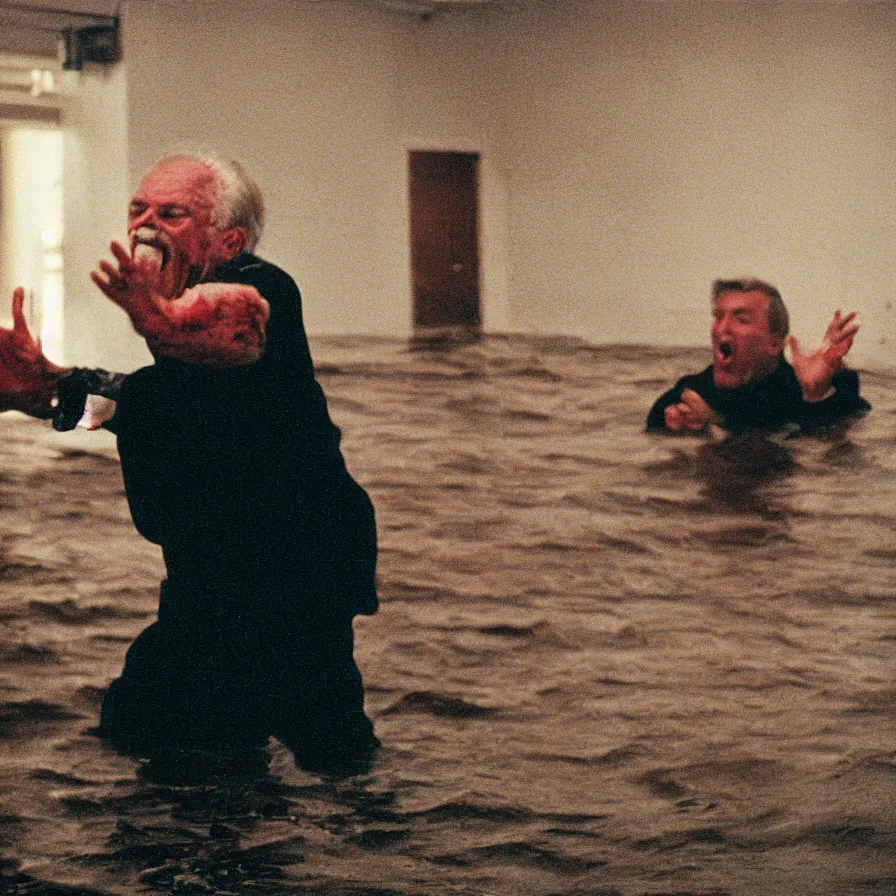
[
  {"x1": 92, "y1": 240, "x2": 271, "y2": 368},
  {"x1": 663, "y1": 388, "x2": 719, "y2": 433},
  {"x1": 787, "y1": 310, "x2": 860, "y2": 403},
  {"x1": 0, "y1": 287, "x2": 70, "y2": 418}
]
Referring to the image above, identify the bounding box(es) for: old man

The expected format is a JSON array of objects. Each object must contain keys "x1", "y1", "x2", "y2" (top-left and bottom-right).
[{"x1": 0, "y1": 154, "x2": 379, "y2": 775}]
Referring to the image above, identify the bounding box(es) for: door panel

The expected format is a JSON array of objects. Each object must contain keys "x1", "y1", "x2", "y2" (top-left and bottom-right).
[{"x1": 409, "y1": 151, "x2": 480, "y2": 330}]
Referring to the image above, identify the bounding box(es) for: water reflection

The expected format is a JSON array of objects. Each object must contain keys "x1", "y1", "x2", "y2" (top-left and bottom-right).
[
  {"x1": 695, "y1": 431, "x2": 797, "y2": 516},
  {"x1": 0, "y1": 338, "x2": 893, "y2": 896}
]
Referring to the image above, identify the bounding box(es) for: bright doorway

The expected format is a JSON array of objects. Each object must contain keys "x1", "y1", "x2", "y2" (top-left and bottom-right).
[{"x1": 0, "y1": 123, "x2": 64, "y2": 362}]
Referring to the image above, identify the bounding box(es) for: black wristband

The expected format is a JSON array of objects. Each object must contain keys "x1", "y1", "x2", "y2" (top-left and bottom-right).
[{"x1": 52, "y1": 368, "x2": 127, "y2": 431}]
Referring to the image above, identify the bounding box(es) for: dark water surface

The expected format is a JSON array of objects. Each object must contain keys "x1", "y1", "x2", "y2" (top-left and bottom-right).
[{"x1": 1, "y1": 336, "x2": 894, "y2": 896}]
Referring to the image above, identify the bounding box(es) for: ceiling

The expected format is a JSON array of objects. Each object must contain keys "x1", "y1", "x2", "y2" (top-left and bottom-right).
[
  {"x1": 0, "y1": 0, "x2": 524, "y2": 18},
  {"x1": 0, "y1": 0, "x2": 534, "y2": 62},
  {"x1": 0, "y1": 1, "x2": 117, "y2": 58},
  {"x1": 356, "y1": 0, "x2": 515, "y2": 14}
]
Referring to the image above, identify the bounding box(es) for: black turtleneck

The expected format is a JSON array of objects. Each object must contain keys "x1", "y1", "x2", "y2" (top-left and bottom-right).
[{"x1": 647, "y1": 357, "x2": 870, "y2": 434}]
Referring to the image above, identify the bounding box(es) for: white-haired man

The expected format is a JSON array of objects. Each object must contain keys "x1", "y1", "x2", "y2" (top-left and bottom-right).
[{"x1": 0, "y1": 154, "x2": 379, "y2": 775}]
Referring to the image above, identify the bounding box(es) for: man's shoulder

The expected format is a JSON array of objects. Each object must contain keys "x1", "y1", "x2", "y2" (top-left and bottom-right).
[
  {"x1": 223, "y1": 251, "x2": 274, "y2": 273},
  {"x1": 217, "y1": 253, "x2": 299, "y2": 292},
  {"x1": 831, "y1": 366, "x2": 863, "y2": 390}
]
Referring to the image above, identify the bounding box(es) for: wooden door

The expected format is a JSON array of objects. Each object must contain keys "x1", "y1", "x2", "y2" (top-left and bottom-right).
[{"x1": 409, "y1": 151, "x2": 481, "y2": 331}]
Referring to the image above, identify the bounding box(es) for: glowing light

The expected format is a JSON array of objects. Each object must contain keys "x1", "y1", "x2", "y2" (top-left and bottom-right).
[
  {"x1": 29, "y1": 69, "x2": 56, "y2": 97},
  {"x1": 0, "y1": 128, "x2": 64, "y2": 363}
]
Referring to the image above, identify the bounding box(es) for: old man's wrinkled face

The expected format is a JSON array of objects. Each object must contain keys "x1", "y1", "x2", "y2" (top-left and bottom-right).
[
  {"x1": 127, "y1": 160, "x2": 232, "y2": 300},
  {"x1": 711, "y1": 289, "x2": 784, "y2": 389}
]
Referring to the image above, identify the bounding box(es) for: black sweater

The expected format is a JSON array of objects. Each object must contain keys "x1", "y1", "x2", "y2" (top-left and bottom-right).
[
  {"x1": 646, "y1": 358, "x2": 869, "y2": 434},
  {"x1": 104, "y1": 253, "x2": 377, "y2": 619}
]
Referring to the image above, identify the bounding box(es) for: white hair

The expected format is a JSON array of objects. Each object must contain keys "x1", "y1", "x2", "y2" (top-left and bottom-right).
[{"x1": 153, "y1": 152, "x2": 266, "y2": 251}]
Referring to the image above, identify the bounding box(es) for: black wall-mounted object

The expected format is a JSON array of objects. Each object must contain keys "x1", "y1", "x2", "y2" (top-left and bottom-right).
[
  {"x1": 61, "y1": 21, "x2": 119, "y2": 70},
  {"x1": 0, "y1": 2, "x2": 120, "y2": 65}
]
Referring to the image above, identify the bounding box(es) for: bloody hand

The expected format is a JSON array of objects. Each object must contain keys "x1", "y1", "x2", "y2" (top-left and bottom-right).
[
  {"x1": 0, "y1": 288, "x2": 69, "y2": 417},
  {"x1": 92, "y1": 242, "x2": 270, "y2": 367}
]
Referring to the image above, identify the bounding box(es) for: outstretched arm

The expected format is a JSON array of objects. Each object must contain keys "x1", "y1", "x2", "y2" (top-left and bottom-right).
[
  {"x1": 0, "y1": 288, "x2": 70, "y2": 417},
  {"x1": 787, "y1": 310, "x2": 860, "y2": 402},
  {"x1": 92, "y1": 241, "x2": 270, "y2": 367}
]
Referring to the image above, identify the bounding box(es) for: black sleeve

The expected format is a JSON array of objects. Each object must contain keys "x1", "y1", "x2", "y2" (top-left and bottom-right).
[
  {"x1": 52, "y1": 368, "x2": 127, "y2": 432},
  {"x1": 799, "y1": 368, "x2": 871, "y2": 431},
  {"x1": 53, "y1": 257, "x2": 315, "y2": 434},
  {"x1": 220, "y1": 257, "x2": 316, "y2": 378}
]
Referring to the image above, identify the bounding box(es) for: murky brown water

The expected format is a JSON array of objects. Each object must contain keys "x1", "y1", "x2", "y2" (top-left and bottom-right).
[{"x1": 1, "y1": 336, "x2": 894, "y2": 896}]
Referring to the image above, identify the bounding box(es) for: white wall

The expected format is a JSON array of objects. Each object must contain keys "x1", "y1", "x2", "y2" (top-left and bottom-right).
[
  {"x1": 58, "y1": 0, "x2": 895, "y2": 369},
  {"x1": 485, "y1": 1, "x2": 896, "y2": 366},
  {"x1": 124, "y1": 0, "x2": 415, "y2": 339}
]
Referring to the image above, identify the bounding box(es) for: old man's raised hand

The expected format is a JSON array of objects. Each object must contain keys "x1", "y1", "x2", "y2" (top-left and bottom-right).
[
  {"x1": 0, "y1": 288, "x2": 69, "y2": 417},
  {"x1": 92, "y1": 240, "x2": 270, "y2": 368}
]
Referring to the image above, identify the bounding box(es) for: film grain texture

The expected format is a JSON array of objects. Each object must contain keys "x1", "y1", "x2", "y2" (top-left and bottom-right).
[{"x1": 1, "y1": 336, "x2": 894, "y2": 896}]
